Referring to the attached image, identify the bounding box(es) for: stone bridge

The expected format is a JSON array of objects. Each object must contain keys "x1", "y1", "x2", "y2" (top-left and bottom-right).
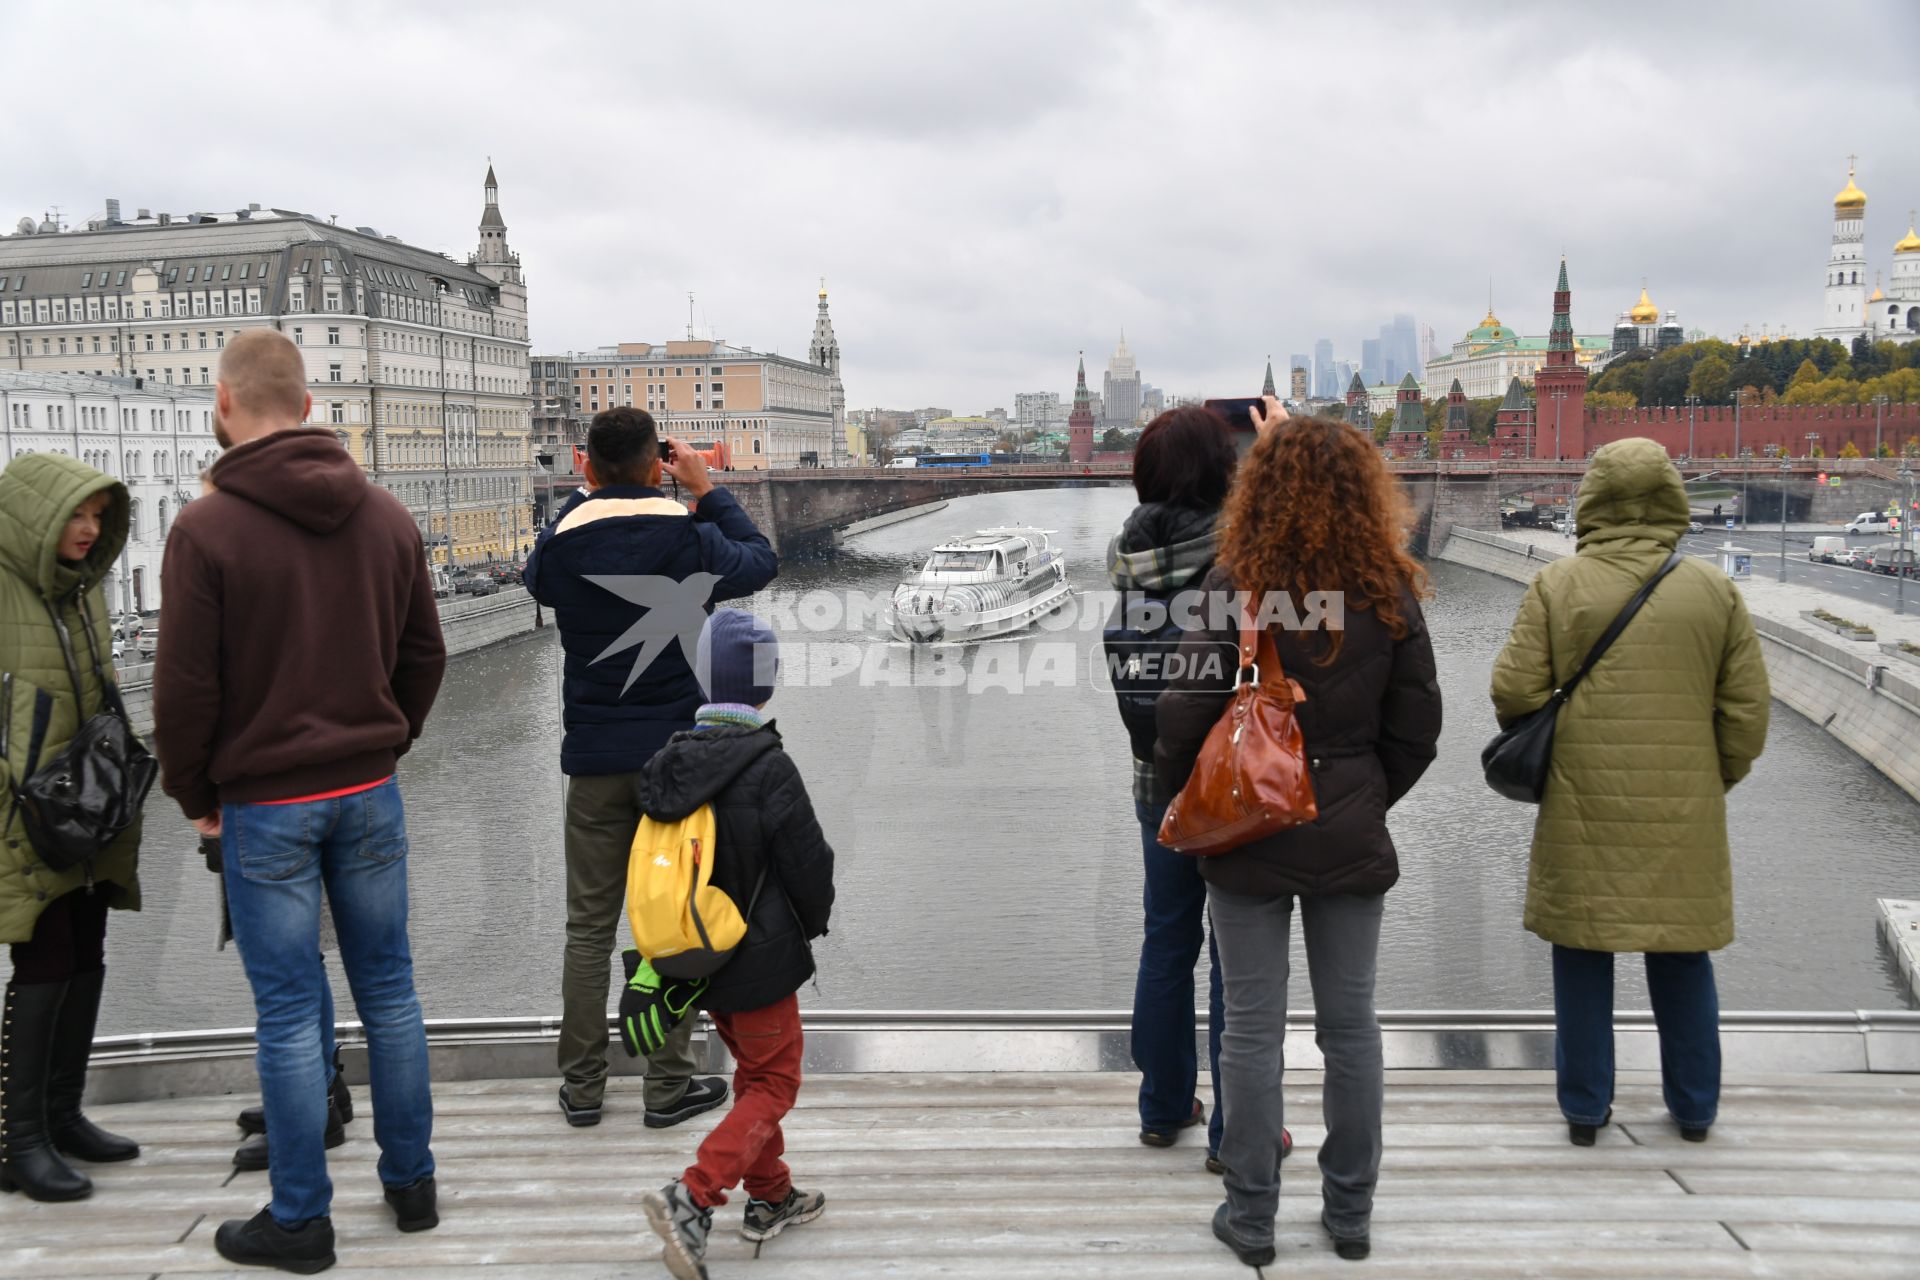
[{"x1": 687, "y1": 458, "x2": 1906, "y2": 555}]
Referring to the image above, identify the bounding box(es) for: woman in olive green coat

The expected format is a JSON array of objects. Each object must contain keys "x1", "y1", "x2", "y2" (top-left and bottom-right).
[
  {"x1": 1491, "y1": 437, "x2": 1769, "y2": 1146},
  {"x1": 0, "y1": 453, "x2": 143, "y2": 1201}
]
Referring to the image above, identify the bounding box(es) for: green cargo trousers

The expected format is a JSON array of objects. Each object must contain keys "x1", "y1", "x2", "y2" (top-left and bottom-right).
[{"x1": 559, "y1": 771, "x2": 696, "y2": 1110}]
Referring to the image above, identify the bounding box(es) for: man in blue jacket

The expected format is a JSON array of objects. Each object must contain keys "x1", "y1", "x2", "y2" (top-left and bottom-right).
[{"x1": 524, "y1": 407, "x2": 777, "y2": 1130}]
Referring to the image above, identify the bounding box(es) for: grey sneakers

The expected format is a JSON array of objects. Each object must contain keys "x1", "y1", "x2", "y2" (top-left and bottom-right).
[
  {"x1": 643, "y1": 1180, "x2": 714, "y2": 1280},
  {"x1": 741, "y1": 1187, "x2": 826, "y2": 1242}
]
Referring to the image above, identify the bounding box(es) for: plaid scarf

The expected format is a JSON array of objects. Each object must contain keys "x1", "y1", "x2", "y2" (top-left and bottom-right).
[
  {"x1": 1107, "y1": 504, "x2": 1219, "y2": 806},
  {"x1": 1107, "y1": 513, "x2": 1219, "y2": 593}
]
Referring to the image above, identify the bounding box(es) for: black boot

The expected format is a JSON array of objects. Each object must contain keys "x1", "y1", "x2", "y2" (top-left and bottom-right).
[
  {"x1": 47, "y1": 968, "x2": 139, "y2": 1164},
  {"x1": 233, "y1": 1093, "x2": 348, "y2": 1171},
  {"x1": 1, "y1": 980, "x2": 92, "y2": 1201},
  {"x1": 239, "y1": 1048, "x2": 352, "y2": 1136}
]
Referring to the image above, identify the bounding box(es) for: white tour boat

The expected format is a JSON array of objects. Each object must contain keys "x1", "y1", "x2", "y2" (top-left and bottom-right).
[{"x1": 889, "y1": 526, "x2": 1072, "y2": 643}]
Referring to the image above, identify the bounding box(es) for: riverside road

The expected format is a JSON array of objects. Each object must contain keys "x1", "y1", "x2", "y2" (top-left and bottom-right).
[{"x1": 1665, "y1": 528, "x2": 1916, "y2": 611}]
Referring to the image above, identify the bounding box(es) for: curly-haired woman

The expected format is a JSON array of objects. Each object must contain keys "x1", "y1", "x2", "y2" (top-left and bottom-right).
[{"x1": 1157, "y1": 407, "x2": 1443, "y2": 1266}]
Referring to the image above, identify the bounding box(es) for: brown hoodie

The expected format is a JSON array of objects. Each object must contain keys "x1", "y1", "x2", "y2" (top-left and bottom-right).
[{"x1": 152, "y1": 429, "x2": 445, "y2": 818}]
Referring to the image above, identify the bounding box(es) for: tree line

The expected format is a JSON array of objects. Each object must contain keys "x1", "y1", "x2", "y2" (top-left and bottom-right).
[{"x1": 1587, "y1": 336, "x2": 1920, "y2": 411}]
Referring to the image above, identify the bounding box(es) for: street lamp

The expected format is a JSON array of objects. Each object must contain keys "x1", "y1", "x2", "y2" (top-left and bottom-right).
[
  {"x1": 1900, "y1": 462, "x2": 1914, "y2": 617},
  {"x1": 1872, "y1": 394, "x2": 1889, "y2": 460},
  {"x1": 1550, "y1": 388, "x2": 1567, "y2": 461},
  {"x1": 1778, "y1": 459, "x2": 1791, "y2": 583},
  {"x1": 1684, "y1": 393, "x2": 1700, "y2": 462}
]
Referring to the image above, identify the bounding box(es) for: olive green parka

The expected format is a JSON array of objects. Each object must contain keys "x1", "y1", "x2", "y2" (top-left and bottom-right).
[
  {"x1": 1491, "y1": 437, "x2": 1769, "y2": 953},
  {"x1": 0, "y1": 453, "x2": 140, "y2": 944}
]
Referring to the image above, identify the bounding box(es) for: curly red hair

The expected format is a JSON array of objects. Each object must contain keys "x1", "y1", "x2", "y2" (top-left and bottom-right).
[{"x1": 1219, "y1": 415, "x2": 1427, "y2": 661}]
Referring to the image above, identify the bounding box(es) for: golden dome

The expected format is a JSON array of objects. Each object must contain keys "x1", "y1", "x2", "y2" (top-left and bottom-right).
[
  {"x1": 1834, "y1": 172, "x2": 1866, "y2": 210},
  {"x1": 1629, "y1": 286, "x2": 1659, "y2": 325},
  {"x1": 1895, "y1": 224, "x2": 1920, "y2": 255},
  {"x1": 1870, "y1": 279, "x2": 1886, "y2": 302}
]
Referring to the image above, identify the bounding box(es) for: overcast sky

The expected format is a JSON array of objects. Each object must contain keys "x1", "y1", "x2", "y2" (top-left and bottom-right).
[{"x1": 5, "y1": 0, "x2": 1917, "y2": 410}]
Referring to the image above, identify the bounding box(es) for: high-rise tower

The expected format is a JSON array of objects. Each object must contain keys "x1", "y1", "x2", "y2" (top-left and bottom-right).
[
  {"x1": 1068, "y1": 353, "x2": 1095, "y2": 464},
  {"x1": 1817, "y1": 161, "x2": 1869, "y2": 343},
  {"x1": 1532, "y1": 257, "x2": 1588, "y2": 460},
  {"x1": 809, "y1": 279, "x2": 847, "y2": 465},
  {"x1": 1103, "y1": 332, "x2": 1141, "y2": 428}
]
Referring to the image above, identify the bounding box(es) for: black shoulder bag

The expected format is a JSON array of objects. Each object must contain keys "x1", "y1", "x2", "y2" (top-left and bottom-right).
[
  {"x1": 11, "y1": 594, "x2": 158, "y2": 872},
  {"x1": 1482, "y1": 551, "x2": 1684, "y2": 804}
]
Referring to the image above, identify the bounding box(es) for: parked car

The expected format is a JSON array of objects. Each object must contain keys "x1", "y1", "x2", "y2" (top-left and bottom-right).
[
  {"x1": 1809, "y1": 535, "x2": 1848, "y2": 563},
  {"x1": 455, "y1": 574, "x2": 500, "y2": 597},
  {"x1": 1833, "y1": 548, "x2": 1867, "y2": 568},
  {"x1": 1687, "y1": 520, "x2": 1705, "y2": 534},
  {"x1": 134, "y1": 626, "x2": 160, "y2": 659}
]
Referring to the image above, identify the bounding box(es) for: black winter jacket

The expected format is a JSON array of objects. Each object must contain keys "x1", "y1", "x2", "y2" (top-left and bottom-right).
[
  {"x1": 638, "y1": 721, "x2": 834, "y2": 1013},
  {"x1": 523, "y1": 485, "x2": 777, "y2": 776},
  {"x1": 1154, "y1": 566, "x2": 1442, "y2": 898}
]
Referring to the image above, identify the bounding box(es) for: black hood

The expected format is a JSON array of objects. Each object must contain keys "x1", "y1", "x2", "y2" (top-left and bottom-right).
[
  {"x1": 640, "y1": 722, "x2": 783, "y2": 820},
  {"x1": 211, "y1": 429, "x2": 368, "y2": 535},
  {"x1": 1118, "y1": 501, "x2": 1217, "y2": 554}
]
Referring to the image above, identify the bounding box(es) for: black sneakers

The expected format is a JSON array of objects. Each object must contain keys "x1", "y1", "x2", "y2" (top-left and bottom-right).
[
  {"x1": 214, "y1": 1207, "x2": 337, "y2": 1274},
  {"x1": 384, "y1": 1174, "x2": 439, "y2": 1233},
  {"x1": 1211, "y1": 1203, "x2": 1276, "y2": 1268},
  {"x1": 642, "y1": 1179, "x2": 713, "y2": 1280},
  {"x1": 741, "y1": 1186, "x2": 826, "y2": 1242},
  {"x1": 557, "y1": 1084, "x2": 602, "y2": 1128},
  {"x1": 644, "y1": 1077, "x2": 730, "y2": 1129},
  {"x1": 1323, "y1": 1211, "x2": 1371, "y2": 1261}
]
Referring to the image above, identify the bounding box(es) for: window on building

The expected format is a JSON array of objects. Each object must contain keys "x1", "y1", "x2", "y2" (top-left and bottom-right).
[
  {"x1": 328, "y1": 326, "x2": 341, "y2": 345},
  {"x1": 330, "y1": 403, "x2": 345, "y2": 424},
  {"x1": 292, "y1": 328, "x2": 303, "y2": 345},
  {"x1": 329, "y1": 363, "x2": 342, "y2": 382}
]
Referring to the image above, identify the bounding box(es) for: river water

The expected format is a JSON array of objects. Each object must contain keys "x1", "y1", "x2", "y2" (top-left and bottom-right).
[{"x1": 42, "y1": 487, "x2": 1918, "y2": 1036}]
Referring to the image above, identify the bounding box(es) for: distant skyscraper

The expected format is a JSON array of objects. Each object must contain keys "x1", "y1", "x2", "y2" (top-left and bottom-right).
[
  {"x1": 1102, "y1": 332, "x2": 1141, "y2": 427},
  {"x1": 1387, "y1": 315, "x2": 1418, "y2": 386},
  {"x1": 1289, "y1": 365, "x2": 1308, "y2": 401},
  {"x1": 1419, "y1": 322, "x2": 1438, "y2": 367},
  {"x1": 1334, "y1": 360, "x2": 1356, "y2": 395},
  {"x1": 1360, "y1": 337, "x2": 1383, "y2": 386},
  {"x1": 1313, "y1": 337, "x2": 1333, "y2": 399}
]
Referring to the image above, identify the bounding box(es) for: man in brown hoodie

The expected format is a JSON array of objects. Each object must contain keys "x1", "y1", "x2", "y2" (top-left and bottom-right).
[{"x1": 153, "y1": 330, "x2": 446, "y2": 1274}]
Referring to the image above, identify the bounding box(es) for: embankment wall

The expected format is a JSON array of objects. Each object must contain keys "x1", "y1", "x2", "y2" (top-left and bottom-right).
[{"x1": 1437, "y1": 528, "x2": 1920, "y2": 803}]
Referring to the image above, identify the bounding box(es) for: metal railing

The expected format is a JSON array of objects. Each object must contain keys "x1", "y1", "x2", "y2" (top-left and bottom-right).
[{"x1": 82, "y1": 1009, "x2": 1920, "y2": 1104}]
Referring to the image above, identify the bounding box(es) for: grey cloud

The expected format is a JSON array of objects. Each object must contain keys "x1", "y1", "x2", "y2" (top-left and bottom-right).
[{"x1": 3, "y1": 0, "x2": 1917, "y2": 410}]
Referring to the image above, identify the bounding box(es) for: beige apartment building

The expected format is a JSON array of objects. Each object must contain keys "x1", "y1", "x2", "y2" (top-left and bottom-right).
[
  {"x1": 0, "y1": 167, "x2": 534, "y2": 565},
  {"x1": 566, "y1": 286, "x2": 846, "y2": 469}
]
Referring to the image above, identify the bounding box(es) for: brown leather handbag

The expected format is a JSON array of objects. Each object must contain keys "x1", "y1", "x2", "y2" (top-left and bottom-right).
[{"x1": 1157, "y1": 609, "x2": 1317, "y2": 856}]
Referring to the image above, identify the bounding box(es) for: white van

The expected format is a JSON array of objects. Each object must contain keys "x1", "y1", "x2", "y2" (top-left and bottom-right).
[
  {"x1": 885, "y1": 456, "x2": 919, "y2": 469},
  {"x1": 1809, "y1": 535, "x2": 1848, "y2": 563},
  {"x1": 1843, "y1": 511, "x2": 1896, "y2": 535}
]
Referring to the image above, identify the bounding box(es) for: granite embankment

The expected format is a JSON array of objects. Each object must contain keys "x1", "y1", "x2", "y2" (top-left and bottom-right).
[
  {"x1": 1439, "y1": 527, "x2": 1920, "y2": 804},
  {"x1": 117, "y1": 586, "x2": 541, "y2": 737}
]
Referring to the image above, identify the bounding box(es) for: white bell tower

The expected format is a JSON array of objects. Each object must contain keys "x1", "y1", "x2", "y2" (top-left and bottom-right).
[{"x1": 1817, "y1": 158, "x2": 1869, "y2": 342}]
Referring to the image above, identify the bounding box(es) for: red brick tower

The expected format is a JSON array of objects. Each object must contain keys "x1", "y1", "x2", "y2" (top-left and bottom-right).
[
  {"x1": 1388, "y1": 372, "x2": 1427, "y2": 457},
  {"x1": 1494, "y1": 376, "x2": 1534, "y2": 457},
  {"x1": 1534, "y1": 258, "x2": 1589, "y2": 460},
  {"x1": 1067, "y1": 352, "x2": 1095, "y2": 464}
]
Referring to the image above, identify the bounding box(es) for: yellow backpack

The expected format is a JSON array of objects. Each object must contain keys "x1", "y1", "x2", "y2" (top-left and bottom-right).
[{"x1": 626, "y1": 804, "x2": 762, "y2": 979}]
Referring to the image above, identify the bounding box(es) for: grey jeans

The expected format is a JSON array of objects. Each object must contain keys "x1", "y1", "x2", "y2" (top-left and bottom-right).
[{"x1": 1208, "y1": 885, "x2": 1385, "y2": 1245}]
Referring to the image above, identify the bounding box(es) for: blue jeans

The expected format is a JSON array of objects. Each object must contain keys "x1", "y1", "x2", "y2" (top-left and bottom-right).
[
  {"x1": 223, "y1": 779, "x2": 434, "y2": 1225},
  {"x1": 1551, "y1": 945, "x2": 1720, "y2": 1130},
  {"x1": 1131, "y1": 799, "x2": 1224, "y2": 1155}
]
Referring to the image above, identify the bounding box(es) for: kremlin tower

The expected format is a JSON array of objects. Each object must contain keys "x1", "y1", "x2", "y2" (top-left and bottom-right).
[
  {"x1": 1067, "y1": 353, "x2": 1095, "y2": 464},
  {"x1": 1533, "y1": 258, "x2": 1588, "y2": 460}
]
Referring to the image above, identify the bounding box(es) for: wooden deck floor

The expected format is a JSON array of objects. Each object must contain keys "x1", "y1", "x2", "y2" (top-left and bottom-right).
[{"x1": 3, "y1": 1069, "x2": 1917, "y2": 1278}]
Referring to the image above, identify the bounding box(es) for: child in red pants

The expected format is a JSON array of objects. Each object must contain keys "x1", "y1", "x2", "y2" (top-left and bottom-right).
[{"x1": 639, "y1": 610, "x2": 835, "y2": 1280}]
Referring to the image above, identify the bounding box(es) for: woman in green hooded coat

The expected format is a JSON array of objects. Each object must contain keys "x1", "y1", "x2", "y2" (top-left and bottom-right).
[
  {"x1": 0, "y1": 452, "x2": 143, "y2": 1201},
  {"x1": 1491, "y1": 437, "x2": 1769, "y2": 1147}
]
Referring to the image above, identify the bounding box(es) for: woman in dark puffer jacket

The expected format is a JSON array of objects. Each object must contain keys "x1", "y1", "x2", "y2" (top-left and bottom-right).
[
  {"x1": 1104, "y1": 407, "x2": 1243, "y2": 1167},
  {"x1": 1157, "y1": 410, "x2": 1442, "y2": 1266}
]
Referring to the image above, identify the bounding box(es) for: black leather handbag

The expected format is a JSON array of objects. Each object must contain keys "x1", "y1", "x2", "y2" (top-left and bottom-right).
[
  {"x1": 1482, "y1": 551, "x2": 1684, "y2": 804},
  {"x1": 11, "y1": 596, "x2": 157, "y2": 872}
]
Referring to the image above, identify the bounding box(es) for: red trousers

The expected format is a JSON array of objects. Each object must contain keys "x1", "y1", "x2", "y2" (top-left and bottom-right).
[{"x1": 684, "y1": 994, "x2": 803, "y2": 1208}]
